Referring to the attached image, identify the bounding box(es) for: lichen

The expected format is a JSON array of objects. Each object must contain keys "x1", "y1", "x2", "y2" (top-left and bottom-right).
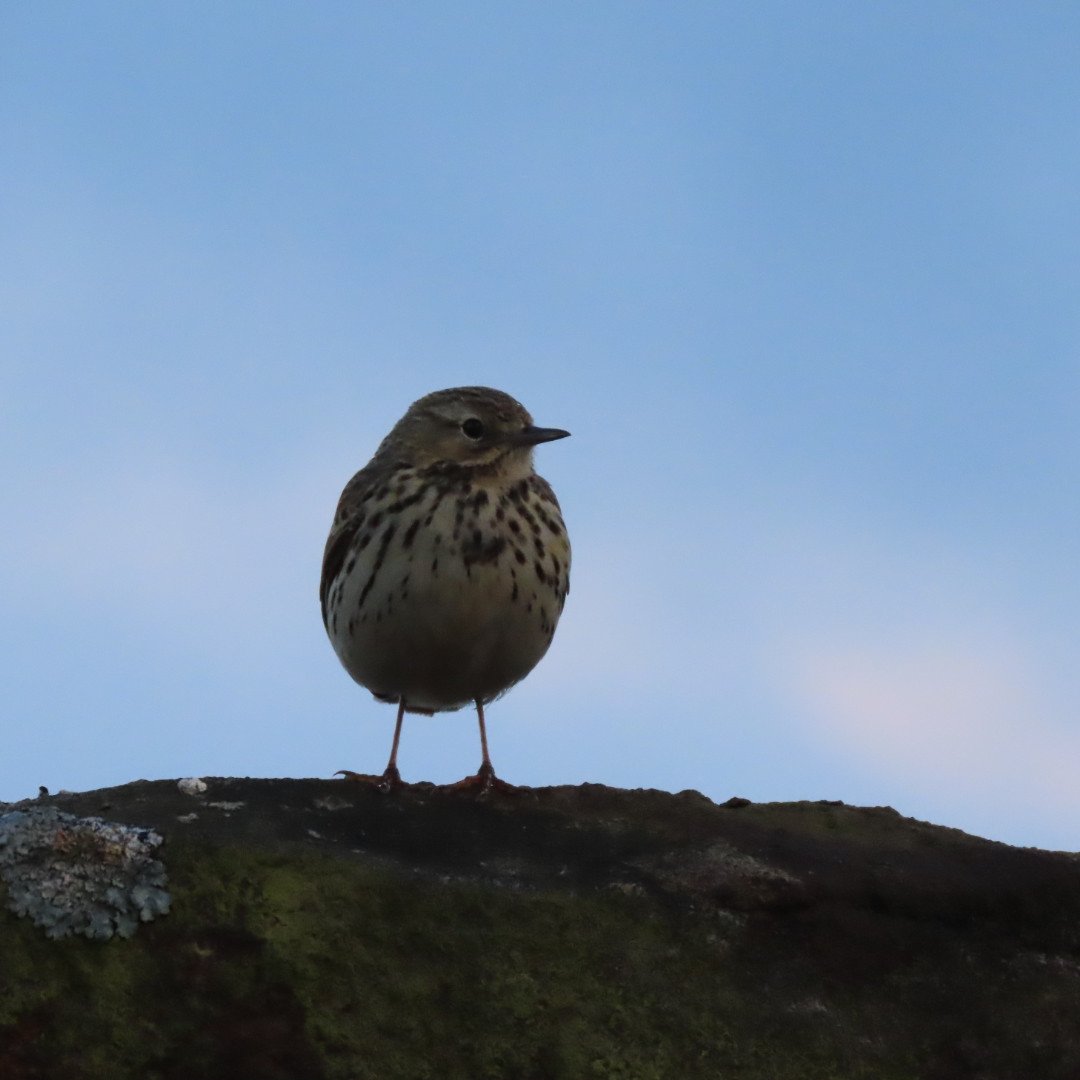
[
  {"x1": 0, "y1": 806, "x2": 170, "y2": 939},
  {"x1": 632, "y1": 839, "x2": 807, "y2": 910}
]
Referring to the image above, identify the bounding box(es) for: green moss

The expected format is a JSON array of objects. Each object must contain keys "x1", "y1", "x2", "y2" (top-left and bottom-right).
[
  {"x1": 157, "y1": 841, "x2": 929, "y2": 1079},
  {"x1": 200, "y1": 847, "x2": 747, "y2": 1080},
  {"x1": 0, "y1": 828, "x2": 1070, "y2": 1080}
]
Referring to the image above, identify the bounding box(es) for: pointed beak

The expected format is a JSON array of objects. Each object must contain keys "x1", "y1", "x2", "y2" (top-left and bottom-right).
[{"x1": 512, "y1": 425, "x2": 571, "y2": 447}]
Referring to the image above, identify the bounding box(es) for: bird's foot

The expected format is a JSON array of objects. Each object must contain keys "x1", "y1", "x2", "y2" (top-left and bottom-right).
[
  {"x1": 444, "y1": 761, "x2": 516, "y2": 797},
  {"x1": 335, "y1": 765, "x2": 404, "y2": 793}
]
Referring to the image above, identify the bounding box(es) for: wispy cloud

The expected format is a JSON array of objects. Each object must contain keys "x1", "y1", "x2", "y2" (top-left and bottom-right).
[{"x1": 750, "y1": 508, "x2": 1080, "y2": 844}]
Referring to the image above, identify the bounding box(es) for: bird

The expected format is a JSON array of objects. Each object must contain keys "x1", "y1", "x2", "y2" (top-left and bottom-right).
[{"x1": 320, "y1": 386, "x2": 571, "y2": 793}]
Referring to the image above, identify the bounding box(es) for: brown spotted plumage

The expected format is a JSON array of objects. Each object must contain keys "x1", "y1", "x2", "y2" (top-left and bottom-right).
[{"x1": 321, "y1": 387, "x2": 571, "y2": 792}]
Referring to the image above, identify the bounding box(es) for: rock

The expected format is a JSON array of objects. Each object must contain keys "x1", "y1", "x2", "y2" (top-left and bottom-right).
[{"x1": 0, "y1": 776, "x2": 1078, "y2": 1079}]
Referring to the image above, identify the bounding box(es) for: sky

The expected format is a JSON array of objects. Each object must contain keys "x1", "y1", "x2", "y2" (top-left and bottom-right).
[{"x1": 3, "y1": 3, "x2": 1079, "y2": 850}]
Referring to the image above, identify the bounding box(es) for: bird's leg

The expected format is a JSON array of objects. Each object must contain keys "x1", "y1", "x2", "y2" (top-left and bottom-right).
[
  {"x1": 337, "y1": 699, "x2": 406, "y2": 792},
  {"x1": 381, "y1": 698, "x2": 406, "y2": 789},
  {"x1": 446, "y1": 698, "x2": 515, "y2": 795}
]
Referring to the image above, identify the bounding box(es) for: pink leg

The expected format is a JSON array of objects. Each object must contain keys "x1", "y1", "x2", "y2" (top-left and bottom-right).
[
  {"x1": 445, "y1": 699, "x2": 515, "y2": 795},
  {"x1": 337, "y1": 698, "x2": 406, "y2": 792},
  {"x1": 477, "y1": 698, "x2": 493, "y2": 774},
  {"x1": 383, "y1": 698, "x2": 405, "y2": 784}
]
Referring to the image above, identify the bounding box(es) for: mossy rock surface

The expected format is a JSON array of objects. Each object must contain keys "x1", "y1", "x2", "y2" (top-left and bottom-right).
[{"x1": 1, "y1": 778, "x2": 1079, "y2": 1079}]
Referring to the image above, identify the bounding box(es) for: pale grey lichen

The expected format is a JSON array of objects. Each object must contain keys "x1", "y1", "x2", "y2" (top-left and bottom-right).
[{"x1": 0, "y1": 807, "x2": 170, "y2": 940}]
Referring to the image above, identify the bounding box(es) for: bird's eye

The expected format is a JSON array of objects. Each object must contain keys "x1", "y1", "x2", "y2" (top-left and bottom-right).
[{"x1": 461, "y1": 418, "x2": 485, "y2": 440}]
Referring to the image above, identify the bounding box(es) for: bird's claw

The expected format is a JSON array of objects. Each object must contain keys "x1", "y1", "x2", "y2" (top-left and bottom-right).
[
  {"x1": 444, "y1": 762, "x2": 516, "y2": 797},
  {"x1": 335, "y1": 766, "x2": 404, "y2": 793}
]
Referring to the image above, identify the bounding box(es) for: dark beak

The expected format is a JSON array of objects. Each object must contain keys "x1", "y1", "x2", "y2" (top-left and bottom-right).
[{"x1": 513, "y1": 425, "x2": 571, "y2": 447}]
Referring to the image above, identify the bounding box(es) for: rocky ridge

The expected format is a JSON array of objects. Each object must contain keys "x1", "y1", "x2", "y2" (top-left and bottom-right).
[{"x1": 0, "y1": 776, "x2": 1078, "y2": 1079}]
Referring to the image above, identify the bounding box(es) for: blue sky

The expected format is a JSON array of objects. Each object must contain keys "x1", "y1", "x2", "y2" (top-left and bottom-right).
[{"x1": 4, "y1": 3, "x2": 1079, "y2": 849}]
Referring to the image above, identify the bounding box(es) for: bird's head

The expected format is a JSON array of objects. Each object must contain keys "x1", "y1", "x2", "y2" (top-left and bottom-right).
[{"x1": 379, "y1": 387, "x2": 569, "y2": 474}]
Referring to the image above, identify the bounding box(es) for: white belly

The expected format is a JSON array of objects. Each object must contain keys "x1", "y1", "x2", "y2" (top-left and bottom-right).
[{"x1": 325, "y1": 482, "x2": 568, "y2": 711}]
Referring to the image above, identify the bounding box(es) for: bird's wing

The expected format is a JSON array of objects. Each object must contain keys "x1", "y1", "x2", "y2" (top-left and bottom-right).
[{"x1": 319, "y1": 466, "x2": 379, "y2": 627}]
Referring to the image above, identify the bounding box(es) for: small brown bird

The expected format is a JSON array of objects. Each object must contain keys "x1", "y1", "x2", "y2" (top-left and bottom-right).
[{"x1": 320, "y1": 387, "x2": 571, "y2": 792}]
